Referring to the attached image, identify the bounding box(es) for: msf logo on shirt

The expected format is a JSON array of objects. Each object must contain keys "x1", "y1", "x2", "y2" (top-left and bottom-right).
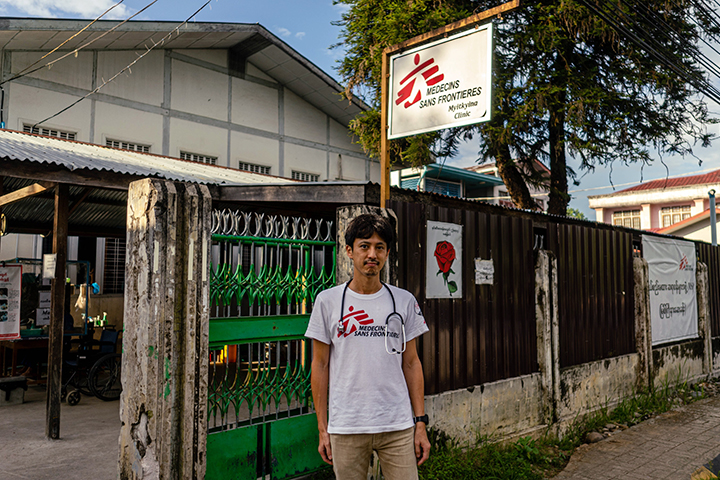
[
  {"x1": 338, "y1": 306, "x2": 374, "y2": 338},
  {"x1": 395, "y1": 53, "x2": 445, "y2": 109}
]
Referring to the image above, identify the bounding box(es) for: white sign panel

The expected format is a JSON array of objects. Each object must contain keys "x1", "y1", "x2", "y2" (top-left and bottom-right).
[
  {"x1": 0, "y1": 265, "x2": 22, "y2": 340},
  {"x1": 475, "y1": 258, "x2": 494, "y2": 285},
  {"x1": 642, "y1": 235, "x2": 698, "y2": 346},
  {"x1": 36, "y1": 291, "x2": 51, "y2": 326},
  {"x1": 42, "y1": 253, "x2": 57, "y2": 280},
  {"x1": 388, "y1": 24, "x2": 493, "y2": 139},
  {"x1": 426, "y1": 221, "x2": 463, "y2": 298}
]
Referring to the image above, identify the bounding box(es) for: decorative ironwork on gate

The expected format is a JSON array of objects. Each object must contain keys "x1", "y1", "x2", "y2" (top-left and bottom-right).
[{"x1": 207, "y1": 209, "x2": 334, "y2": 480}]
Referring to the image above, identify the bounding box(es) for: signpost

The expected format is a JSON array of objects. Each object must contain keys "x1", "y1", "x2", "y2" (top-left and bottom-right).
[{"x1": 379, "y1": 0, "x2": 521, "y2": 206}]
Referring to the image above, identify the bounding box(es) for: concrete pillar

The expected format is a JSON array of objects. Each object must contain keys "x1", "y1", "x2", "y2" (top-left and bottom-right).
[
  {"x1": 119, "y1": 179, "x2": 211, "y2": 480},
  {"x1": 692, "y1": 198, "x2": 705, "y2": 217},
  {"x1": 696, "y1": 262, "x2": 712, "y2": 376},
  {"x1": 336, "y1": 205, "x2": 398, "y2": 286},
  {"x1": 535, "y1": 250, "x2": 558, "y2": 424},
  {"x1": 594, "y1": 207, "x2": 604, "y2": 224},
  {"x1": 633, "y1": 257, "x2": 652, "y2": 391},
  {"x1": 640, "y1": 204, "x2": 652, "y2": 230}
]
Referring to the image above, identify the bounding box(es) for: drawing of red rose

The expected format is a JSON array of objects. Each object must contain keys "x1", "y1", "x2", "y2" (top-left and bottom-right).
[{"x1": 434, "y1": 241, "x2": 457, "y2": 294}]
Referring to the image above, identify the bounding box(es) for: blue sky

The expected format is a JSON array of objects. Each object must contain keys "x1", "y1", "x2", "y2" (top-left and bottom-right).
[{"x1": 0, "y1": 0, "x2": 718, "y2": 216}]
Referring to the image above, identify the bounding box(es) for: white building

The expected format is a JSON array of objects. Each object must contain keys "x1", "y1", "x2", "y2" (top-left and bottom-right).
[
  {"x1": 588, "y1": 169, "x2": 720, "y2": 242},
  {"x1": 0, "y1": 18, "x2": 375, "y2": 291}
]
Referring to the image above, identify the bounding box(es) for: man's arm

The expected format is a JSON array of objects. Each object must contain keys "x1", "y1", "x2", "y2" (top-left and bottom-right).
[
  {"x1": 402, "y1": 338, "x2": 430, "y2": 465},
  {"x1": 311, "y1": 339, "x2": 332, "y2": 465}
]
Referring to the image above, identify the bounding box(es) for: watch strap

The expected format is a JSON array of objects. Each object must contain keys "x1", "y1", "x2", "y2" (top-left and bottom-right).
[{"x1": 413, "y1": 414, "x2": 429, "y2": 425}]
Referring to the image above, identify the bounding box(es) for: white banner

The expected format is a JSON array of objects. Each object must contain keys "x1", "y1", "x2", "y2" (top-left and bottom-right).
[
  {"x1": 388, "y1": 24, "x2": 493, "y2": 139},
  {"x1": 0, "y1": 265, "x2": 22, "y2": 340},
  {"x1": 642, "y1": 235, "x2": 698, "y2": 346},
  {"x1": 426, "y1": 221, "x2": 462, "y2": 298}
]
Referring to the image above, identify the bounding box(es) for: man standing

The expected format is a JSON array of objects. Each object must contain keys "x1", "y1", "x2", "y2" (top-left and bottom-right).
[{"x1": 305, "y1": 213, "x2": 431, "y2": 480}]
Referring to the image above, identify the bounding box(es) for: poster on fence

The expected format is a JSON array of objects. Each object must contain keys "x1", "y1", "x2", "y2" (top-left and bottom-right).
[
  {"x1": 0, "y1": 265, "x2": 22, "y2": 340},
  {"x1": 642, "y1": 235, "x2": 698, "y2": 346},
  {"x1": 426, "y1": 221, "x2": 462, "y2": 299}
]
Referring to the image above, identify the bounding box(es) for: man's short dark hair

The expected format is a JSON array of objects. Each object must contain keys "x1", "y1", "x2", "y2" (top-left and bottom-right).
[{"x1": 345, "y1": 214, "x2": 395, "y2": 249}]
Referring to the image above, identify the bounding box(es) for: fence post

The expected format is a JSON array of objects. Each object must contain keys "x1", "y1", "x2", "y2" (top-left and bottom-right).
[
  {"x1": 535, "y1": 250, "x2": 558, "y2": 424},
  {"x1": 697, "y1": 262, "x2": 712, "y2": 376},
  {"x1": 633, "y1": 257, "x2": 652, "y2": 391},
  {"x1": 336, "y1": 205, "x2": 398, "y2": 285},
  {"x1": 119, "y1": 179, "x2": 211, "y2": 479}
]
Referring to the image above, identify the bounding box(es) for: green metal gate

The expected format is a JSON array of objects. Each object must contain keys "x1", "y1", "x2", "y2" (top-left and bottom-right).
[{"x1": 206, "y1": 210, "x2": 335, "y2": 480}]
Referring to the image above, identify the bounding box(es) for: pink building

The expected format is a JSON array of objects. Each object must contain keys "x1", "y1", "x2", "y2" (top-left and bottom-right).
[{"x1": 588, "y1": 169, "x2": 720, "y2": 241}]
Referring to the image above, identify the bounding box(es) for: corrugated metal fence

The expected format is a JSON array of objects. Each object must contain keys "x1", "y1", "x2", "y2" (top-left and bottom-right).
[
  {"x1": 697, "y1": 242, "x2": 720, "y2": 337},
  {"x1": 390, "y1": 201, "x2": 537, "y2": 395},
  {"x1": 390, "y1": 200, "x2": 639, "y2": 393}
]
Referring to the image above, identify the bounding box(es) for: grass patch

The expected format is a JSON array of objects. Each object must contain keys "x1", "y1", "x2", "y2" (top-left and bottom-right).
[{"x1": 305, "y1": 376, "x2": 716, "y2": 480}]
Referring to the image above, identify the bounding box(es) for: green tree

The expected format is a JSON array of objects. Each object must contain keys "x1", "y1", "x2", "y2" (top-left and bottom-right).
[
  {"x1": 566, "y1": 208, "x2": 588, "y2": 220},
  {"x1": 333, "y1": 0, "x2": 718, "y2": 215}
]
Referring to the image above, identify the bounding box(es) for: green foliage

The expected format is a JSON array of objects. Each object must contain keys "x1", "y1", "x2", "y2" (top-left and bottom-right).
[
  {"x1": 333, "y1": 0, "x2": 719, "y2": 214},
  {"x1": 566, "y1": 207, "x2": 588, "y2": 220}
]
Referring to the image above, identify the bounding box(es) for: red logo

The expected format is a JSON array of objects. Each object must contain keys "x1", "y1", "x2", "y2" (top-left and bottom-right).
[
  {"x1": 679, "y1": 255, "x2": 688, "y2": 270},
  {"x1": 338, "y1": 306, "x2": 374, "y2": 338},
  {"x1": 395, "y1": 53, "x2": 444, "y2": 109}
]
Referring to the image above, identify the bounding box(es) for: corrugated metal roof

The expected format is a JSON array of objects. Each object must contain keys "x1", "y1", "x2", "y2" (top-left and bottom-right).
[
  {"x1": 0, "y1": 129, "x2": 295, "y2": 186},
  {"x1": 616, "y1": 169, "x2": 720, "y2": 193}
]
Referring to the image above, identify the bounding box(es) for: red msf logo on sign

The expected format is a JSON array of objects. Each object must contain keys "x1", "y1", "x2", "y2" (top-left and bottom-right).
[
  {"x1": 679, "y1": 255, "x2": 689, "y2": 270},
  {"x1": 338, "y1": 306, "x2": 374, "y2": 338},
  {"x1": 395, "y1": 53, "x2": 445, "y2": 109}
]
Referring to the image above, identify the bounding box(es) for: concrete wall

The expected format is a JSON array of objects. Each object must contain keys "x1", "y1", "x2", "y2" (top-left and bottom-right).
[
  {"x1": 3, "y1": 48, "x2": 372, "y2": 180},
  {"x1": 424, "y1": 254, "x2": 719, "y2": 446}
]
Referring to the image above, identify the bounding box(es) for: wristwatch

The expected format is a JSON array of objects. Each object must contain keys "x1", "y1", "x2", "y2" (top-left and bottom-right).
[{"x1": 413, "y1": 414, "x2": 429, "y2": 425}]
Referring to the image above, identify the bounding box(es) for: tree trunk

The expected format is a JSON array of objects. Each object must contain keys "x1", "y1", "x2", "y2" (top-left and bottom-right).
[
  {"x1": 495, "y1": 143, "x2": 538, "y2": 210},
  {"x1": 547, "y1": 48, "x2": 570, "y2": 216}
]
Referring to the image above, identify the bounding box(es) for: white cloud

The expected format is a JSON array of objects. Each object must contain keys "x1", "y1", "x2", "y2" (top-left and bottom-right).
[
  {"x1": 295, "y1": 32, "x2": 305, "y2": 39},
  {"x1": 0, "y1": 0, "x2": 130, "y2": 19},
  {"x1": 276, "y1": 27, "x2": 291, "y2": 37},
  {"x1": 331, "y1": 2, "x2": 350, "y2": 15}
]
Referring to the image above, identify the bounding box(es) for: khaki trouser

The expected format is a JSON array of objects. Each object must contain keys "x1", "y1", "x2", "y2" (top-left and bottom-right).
[{"x1": 329, "y1": 427, "x2": 417, "y2": 480}]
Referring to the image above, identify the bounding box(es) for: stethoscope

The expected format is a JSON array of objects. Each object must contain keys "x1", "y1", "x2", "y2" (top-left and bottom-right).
[{"x1": 338, "y1": 281, "x2": 406, "y2": 354}]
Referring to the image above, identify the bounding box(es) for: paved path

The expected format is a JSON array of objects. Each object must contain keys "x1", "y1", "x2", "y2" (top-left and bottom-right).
[
  {"x1": 0, "y1": 384, "x2": 119, "y2": 480},
  {"x1": 554, "y1": 395, "x2": 720, "y2": 479}
]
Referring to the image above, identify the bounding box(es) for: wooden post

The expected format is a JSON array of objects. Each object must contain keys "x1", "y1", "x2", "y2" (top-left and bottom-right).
[
  {"x1": 46, "y1": 182, "x2": 68, "y2": 439},
  {"x1": 380, "y1": 51, "x2": 391, "y2": 207},
  {"x1": 378, "y1": 0, "x2": 520, "y2": 206}
]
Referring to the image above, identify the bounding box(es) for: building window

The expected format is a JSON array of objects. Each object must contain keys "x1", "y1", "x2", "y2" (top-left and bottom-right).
[
  {"x1": 612, "y1": 210, "x2": 641, "y2": 229},
  {"x1": 180, "y1": 151, "x2": 217, "y2": 165},
  {"x1": 23, "y1": 124, "x2": 76, "y2": 140},
  {"x1": 106, "y1": 139, "x2": 150, "y2": 153},
  {"x1": 239, "y1": 161, "x2": 271, "y2": 175},
  {"x1": 103, "y1": 238, "x2": 126, "y2": 294},
  {"x1": 425, "y1": 179, "x2": 462, "y2": 198},
  {"x1": 292, "y1": 170, "x2": 320, "y2": 182},
  {"x1": 661, "y1": 206, "x2": 691, "y2": 228}
]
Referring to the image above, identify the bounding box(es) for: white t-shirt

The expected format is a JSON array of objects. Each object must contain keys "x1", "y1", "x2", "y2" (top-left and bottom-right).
[{"x1": 305, "y1": 283, "x2": 429, "y2": 434}]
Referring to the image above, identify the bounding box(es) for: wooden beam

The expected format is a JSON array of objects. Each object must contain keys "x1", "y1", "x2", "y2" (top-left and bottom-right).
[
  {"x1": 0, "y1": 159, "x2": 137, "y2": 190},
  {"x1": 46, "y1": 183, "x2": 68, "y2": 440},
  {"x1": 68, "y1": 187, "x2": 93, "y2": 217},
  {"x1": 218, "y1": 184, "x2": 369, "y2": 204},
  {"x1": 0, "y1": 181, "x2": 55, "y2": 208}
]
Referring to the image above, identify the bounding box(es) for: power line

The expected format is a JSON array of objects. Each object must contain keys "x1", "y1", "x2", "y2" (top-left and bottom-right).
[
  {"x1": 0, "y1": 0, "x2": 159, "y2": 88},
  {"x1": 32, "y1": 0, "x2": 212, "y2": 130}
]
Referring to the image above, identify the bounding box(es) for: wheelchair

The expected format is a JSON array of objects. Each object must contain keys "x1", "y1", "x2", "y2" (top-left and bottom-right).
[{"x1": 62, "y1": 326, "x2": 121, "y2": 405}]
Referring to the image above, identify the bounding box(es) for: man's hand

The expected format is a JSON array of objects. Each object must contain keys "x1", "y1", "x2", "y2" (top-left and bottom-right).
[
  {"x1": 414, "y1": 424, "x2": 431, "y2": 465},
  {"x1": 318, "y1": 430, "x2": 333, "y2": 465}
]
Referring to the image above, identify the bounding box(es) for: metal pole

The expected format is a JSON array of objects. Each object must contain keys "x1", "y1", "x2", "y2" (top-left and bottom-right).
[{"x1": 710, "y1": 189, "x2": 717, "y2": 247}]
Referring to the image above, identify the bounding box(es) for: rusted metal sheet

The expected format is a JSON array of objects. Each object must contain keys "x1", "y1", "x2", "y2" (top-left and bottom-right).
[
  {"x1": 697, "y1": 243, "x2": 720, "y2": 337},
  {"x1": 390, "y1": 200, "x2": 537, "y2": 395},
  {"x1": 548, "y1": 223, "x2": 635, "y2": 368}
]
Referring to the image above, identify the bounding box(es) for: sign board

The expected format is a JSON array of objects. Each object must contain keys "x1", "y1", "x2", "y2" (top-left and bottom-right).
[
  {"x1": 426, "y1": 221, "x2": 463, "y2": 298},
  {"x1": 642, "y1": 235, "x2": 698, "y2": 346},
  {"x1": 475, "y1": 258, "x2": 494, "y2": 285},
  {"x1": 388, "y1": 23, "x2": 493, "y2": 139},
  {"x1": 0, "y1": 265, "x2": 22, "y2": 340},
  {"x1": 36, "y1": 290, "x2": 51, "y2": 326},
  {"x1": 43, "y1": 253, "x2": 57, "y2": 280}
]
